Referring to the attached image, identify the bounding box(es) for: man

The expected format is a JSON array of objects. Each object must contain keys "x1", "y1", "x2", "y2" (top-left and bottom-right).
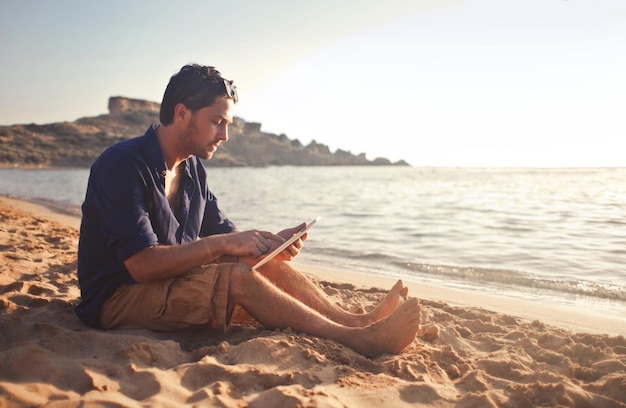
[{"x1": 77, "y1": 64, "x2": 421, "y2": 357}]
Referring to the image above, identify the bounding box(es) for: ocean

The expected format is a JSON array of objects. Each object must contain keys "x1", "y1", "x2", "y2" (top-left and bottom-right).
[{"x1": 1, "y1": 166, "x2": 625, "y2": 320}]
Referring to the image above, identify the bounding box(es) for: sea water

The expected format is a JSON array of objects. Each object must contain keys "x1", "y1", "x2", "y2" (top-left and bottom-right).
[{"x1": 1, "y1": 166, "x2": 624, "y2": 319}]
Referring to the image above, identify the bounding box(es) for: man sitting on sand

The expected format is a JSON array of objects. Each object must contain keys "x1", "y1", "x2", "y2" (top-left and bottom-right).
[{"x1": 76, "y1": 64, "x2": 422, "y2": 357}]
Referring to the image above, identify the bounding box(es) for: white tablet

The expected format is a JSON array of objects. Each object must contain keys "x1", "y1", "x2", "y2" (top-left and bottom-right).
[{"x1": 253, "y1": 217, "x2": 319, "y2": 269}]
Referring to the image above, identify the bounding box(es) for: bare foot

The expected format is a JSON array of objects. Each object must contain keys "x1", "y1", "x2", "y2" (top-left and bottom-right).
[
  {"x1": 349, "y1": 297, "x2": 422, "y2": 357},
  {"x1": 360, "y1": 279, "x2": 409, "y2": 326}
]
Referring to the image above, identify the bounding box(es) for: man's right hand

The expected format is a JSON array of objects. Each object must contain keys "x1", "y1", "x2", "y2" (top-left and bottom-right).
[{"x1": 218, "y1": 230, "x2": 285, "y2": 259}]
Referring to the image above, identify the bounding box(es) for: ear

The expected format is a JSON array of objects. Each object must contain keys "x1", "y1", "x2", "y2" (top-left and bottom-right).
[{"x1": 173, "y1": 103, "x2": 189, "y2": 122}]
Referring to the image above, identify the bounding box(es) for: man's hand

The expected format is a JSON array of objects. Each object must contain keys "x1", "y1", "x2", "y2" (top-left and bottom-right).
[
  {"x1": 234, "y1": 222, "x2": 308, "y2": 266},
  {"x1": 220, "y1": 230, "x2": 284, "y2": 259},
  {"x1": 274, "y1": 222, "x2": 308, "y2": 261}
]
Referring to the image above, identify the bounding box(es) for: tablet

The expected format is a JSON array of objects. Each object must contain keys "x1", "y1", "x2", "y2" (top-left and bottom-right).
[{"x1": 253, "y1": 217, "x2": 319, "y2": 269}]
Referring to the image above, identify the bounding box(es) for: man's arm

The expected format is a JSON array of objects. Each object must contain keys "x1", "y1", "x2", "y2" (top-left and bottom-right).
[{"x1": 124, "y1": 230, "x2": 282, "y2": 282}]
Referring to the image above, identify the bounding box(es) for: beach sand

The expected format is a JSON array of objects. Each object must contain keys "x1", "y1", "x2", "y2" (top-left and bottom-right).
[{"x1": 1, "y1": 196, "x2": 625, "y2": 407}]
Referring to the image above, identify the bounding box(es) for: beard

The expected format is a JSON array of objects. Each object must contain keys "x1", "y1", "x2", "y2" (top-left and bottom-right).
[{"x1": 181, "y1": 118, "x2": 218, "y2": 160}]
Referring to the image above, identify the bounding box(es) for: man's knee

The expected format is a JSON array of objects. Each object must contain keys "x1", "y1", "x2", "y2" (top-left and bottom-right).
[{"x1": 228, "y1": 262, "x2": 260, "y2": 302}]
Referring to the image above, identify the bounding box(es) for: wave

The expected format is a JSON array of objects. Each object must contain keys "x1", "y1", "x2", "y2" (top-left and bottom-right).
[
  {"x1": 396, "y1": 262, "x2": 626, "y2": 303},
  {"x1": 307, "y1": 246, "x2": 626, "y2": 303}
]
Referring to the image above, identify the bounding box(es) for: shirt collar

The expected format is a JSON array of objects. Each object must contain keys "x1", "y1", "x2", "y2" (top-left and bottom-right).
[{"x1": 144, "y1": 124, "x2": 192, "y2": 181}]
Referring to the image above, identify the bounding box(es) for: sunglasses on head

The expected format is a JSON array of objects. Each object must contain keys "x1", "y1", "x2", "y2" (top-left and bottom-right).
[{"x1": 223, "y1": 79, "x2": 238, "y2": 103}]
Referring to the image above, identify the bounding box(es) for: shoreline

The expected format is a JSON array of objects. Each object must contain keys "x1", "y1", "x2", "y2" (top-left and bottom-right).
[
  {"x1": 0, "y1": 195, "x2": 81, "y2": 229},
  {"x1": 298, "y1": 263, "x2": 626, "y2": 337},
  {"x1": 2, "y1": 194, "x2": 624, "y2": 336}
]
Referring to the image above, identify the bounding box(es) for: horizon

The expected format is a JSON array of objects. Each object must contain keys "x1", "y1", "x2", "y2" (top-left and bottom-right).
[{"x1": 1, "y1": 0, "x2": 624, "y2": 167}]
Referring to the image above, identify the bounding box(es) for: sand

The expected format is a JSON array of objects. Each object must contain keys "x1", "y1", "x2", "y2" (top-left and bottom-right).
[{"x1": 1, "y1": 196, "x2": 625, "y2": 407}]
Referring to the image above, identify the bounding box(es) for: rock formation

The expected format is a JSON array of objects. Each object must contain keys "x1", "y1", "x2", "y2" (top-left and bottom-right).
[{"x1": 0, "y1": 97, "x2": 409, "y2": 168}]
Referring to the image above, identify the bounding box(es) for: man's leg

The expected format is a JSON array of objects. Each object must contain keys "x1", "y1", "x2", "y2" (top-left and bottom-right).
[
  {"x1": 100, "y1": 264, "x2": 234, "y2": 331},
  {"x1": 257, "y1": 260, "x2": 408, "y2": 327},
  {"x1": 229, "y1": 264, "x2": 421, "y2": 357}
]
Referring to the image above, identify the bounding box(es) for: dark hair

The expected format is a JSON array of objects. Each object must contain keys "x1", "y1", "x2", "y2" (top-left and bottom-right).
[{"x1": 159, "y1": 64, "x2": 237, "y2": 125}]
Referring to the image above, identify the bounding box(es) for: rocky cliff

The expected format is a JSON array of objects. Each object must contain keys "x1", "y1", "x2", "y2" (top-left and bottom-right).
[{"x1": 0, "y1": 97, "x2": 408, "y2": 168}]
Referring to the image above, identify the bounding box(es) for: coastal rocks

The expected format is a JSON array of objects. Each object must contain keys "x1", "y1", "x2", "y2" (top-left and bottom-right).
[
  {"x1": 108, "y1": 97, "x2": 159, "y2": 118},
  {"x1": 0, "y1": 97, "x2": 409, "y2": 168}
]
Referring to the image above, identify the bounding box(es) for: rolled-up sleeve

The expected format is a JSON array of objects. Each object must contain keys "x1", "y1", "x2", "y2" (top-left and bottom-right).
[
  {"x1": 200, "y1": 190, "x2": 236, "y2": 236},
  {"x1": 89, "y1": 151, "x2": 159, "y2": 262}
]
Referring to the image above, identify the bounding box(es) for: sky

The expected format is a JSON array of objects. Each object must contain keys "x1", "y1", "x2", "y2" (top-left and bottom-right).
[{"x1": 1, "y1": 0, "x2": 625, "y2": 167}]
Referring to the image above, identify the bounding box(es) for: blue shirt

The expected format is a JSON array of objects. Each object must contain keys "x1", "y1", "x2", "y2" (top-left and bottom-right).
[{"x1": 76, "y1": 125, "x2": 236, "y2": 328}]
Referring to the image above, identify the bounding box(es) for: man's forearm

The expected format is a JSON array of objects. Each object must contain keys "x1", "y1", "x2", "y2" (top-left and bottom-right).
[{"x1": 123, "y1": 235, "x2": 227, "y2": 283}]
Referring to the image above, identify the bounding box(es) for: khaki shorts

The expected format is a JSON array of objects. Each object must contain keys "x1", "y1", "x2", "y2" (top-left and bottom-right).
[{"x1": 99, "y1": 263, "x2": 235, "y2": 332}]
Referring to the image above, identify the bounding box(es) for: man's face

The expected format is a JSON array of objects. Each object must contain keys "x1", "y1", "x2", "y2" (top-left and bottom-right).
[{"x1": 181, "y1": 97, "x2": 234, "y2": 160}]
